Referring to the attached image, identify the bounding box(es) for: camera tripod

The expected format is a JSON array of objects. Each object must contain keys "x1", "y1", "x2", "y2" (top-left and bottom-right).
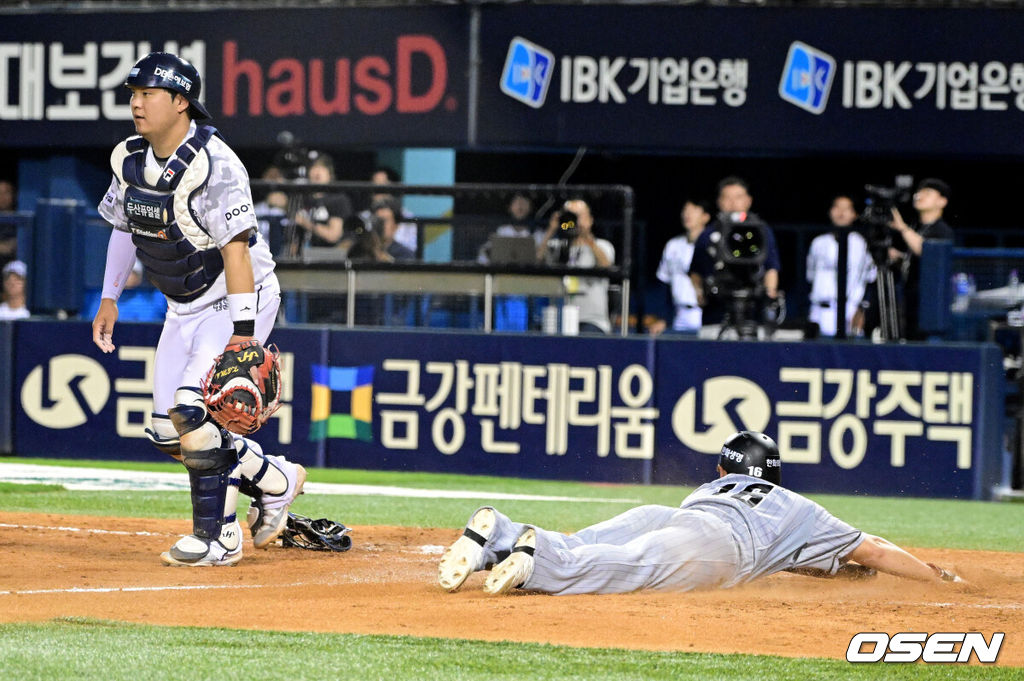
[
  {"x1": 717, "y1": 289, "x2": 761, "y2": 341},
  {"x1": 871, "y1": 249, "x2": 901, "y2": 341}
]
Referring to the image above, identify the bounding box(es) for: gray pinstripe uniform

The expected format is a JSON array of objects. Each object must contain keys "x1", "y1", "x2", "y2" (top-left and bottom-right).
[{"x1": 492, "y1": 474, "x2": 865, "y2": 595}]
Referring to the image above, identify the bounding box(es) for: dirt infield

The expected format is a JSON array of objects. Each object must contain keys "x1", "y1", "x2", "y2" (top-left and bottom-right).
[{"x1": 1, "y1": 512, "x2": 1021, "y2": 666}]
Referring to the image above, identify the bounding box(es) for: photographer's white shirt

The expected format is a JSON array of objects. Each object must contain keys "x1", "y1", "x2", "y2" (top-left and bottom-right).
[{"x1": 566, "y1": 238, "x2": 615, "y2": 333}]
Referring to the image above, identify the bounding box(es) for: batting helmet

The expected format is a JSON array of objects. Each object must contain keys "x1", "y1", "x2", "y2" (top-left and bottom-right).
[
  {"x1": 125, "y1": 52, "x2": 211, "y2": 120},
  {"x1": 718, "y1": 431, "x2": 781, "y2": 484}
]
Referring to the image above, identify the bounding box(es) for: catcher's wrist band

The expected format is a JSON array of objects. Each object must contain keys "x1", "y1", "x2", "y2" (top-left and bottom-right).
[
  {"x1": 228, "y1": 292, "x2": 257, "y2": 336},
  {"x1": 233, "y1": 320, "x2": 255, "y2": 336}
]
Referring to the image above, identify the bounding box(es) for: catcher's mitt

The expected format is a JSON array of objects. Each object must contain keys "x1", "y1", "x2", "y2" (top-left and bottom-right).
[
  {"x1": 201, "y1": 339, "x2": 282, "y2": 434},
  {"x1": 280, "y1": 512, "x2": 353, "y2": 552}
]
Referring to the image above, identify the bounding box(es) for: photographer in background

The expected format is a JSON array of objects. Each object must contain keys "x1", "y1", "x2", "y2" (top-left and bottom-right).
[
  {"x1": 347, "y1": 197, "x2": 416, "y2": 263},
  {"x1": 888, "y1": 178, "x2": 953, "y2": 341},
  {"x1": 689, "y1": 177, "x2": 781, "y2": 339},
  {"x1": 357, "y1": 166, "x2": 418, "y2": 255},
  {"x1": 538, "y1": 198, "x2": 615, "y2": 334}
]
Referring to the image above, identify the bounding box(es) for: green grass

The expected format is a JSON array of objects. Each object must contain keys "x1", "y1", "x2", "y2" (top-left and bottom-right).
[
  {"x1": 0, "y1": 619, "x2": 1013, "y2": 681},
  {"x1": 2, "y1": 457, "x2": 1022, "y2": 550}
]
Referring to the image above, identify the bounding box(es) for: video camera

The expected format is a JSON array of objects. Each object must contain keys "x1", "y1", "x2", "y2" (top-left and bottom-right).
[
  {"x1": 548, "y1": 208, "x2": 580, "y2": 265},
  {"x1": 706, "y1": 211, "x2": 768, "y2": 297},
  {"x1": 862, "y1": 175, "x2": 914, "y2": 256},
  {"x1": 345, "y1": 214, "x2": 384, "y2": 260},
  {"x1": 272, "y1": 130, "x2": 320, "y2": 181}
]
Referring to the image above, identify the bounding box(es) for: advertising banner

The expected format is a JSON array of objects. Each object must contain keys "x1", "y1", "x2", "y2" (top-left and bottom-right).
[
  {"x1": 3, "y1": 6, "x2": 1024, "y2": 156},
  {"x1": 477, "y1": 6, "x2": 1024, "y2": 156},
  {"x1": 12, "y1": 321, "x2": 323, "y2": 465},
  {"x1": 653, "y1": 339, "x2": 1004, "y2": 498},
  {"x1": 0, "y1": 7, "x2": 470, "y2": 147},
  {"x1": 9, "y1": 321, "x2": 1004, "y2": 498},
  {"x1": 317, "y1": 329, "x2": 657, "y2": 481}
]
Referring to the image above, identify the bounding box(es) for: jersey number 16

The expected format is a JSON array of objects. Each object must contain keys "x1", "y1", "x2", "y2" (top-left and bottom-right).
[{"x1": 714, "y1": 481, "x2": 775, "y2": 508}]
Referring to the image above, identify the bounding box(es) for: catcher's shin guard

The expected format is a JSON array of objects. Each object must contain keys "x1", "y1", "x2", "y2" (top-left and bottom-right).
[
  {"x1": 164, "y1": 387, "x2": 244, "y2": 565},
  {"x1": 235, "y1": 438, "x2": 288, "y2": 496},
  {"x1": 169, "y1": 387, "x2": 236, "y2": 471},
  {"x1": 161, "y1": 451, "x2": 243, "y2": 566},
  {"x1": 187, "y1": 465, "x2": 237, "y2": 541},
  {"x1": 145, "y1": 413, "x2": 183, "y2": 461},
  {"x1": 233, "y1": 438, "x2": 306, "y2": 548}
]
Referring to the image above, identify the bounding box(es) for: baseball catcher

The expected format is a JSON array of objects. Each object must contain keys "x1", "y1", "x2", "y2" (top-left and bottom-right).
[
  {"x1": 202, "y1": 339, "x2": 282, "y2": 435},
  {"x1": 439, "y1": 431, "x2": 966, "y2": 595},
  {"x1": 92, "y1": 51, "x2": 306, "y2": 567}
]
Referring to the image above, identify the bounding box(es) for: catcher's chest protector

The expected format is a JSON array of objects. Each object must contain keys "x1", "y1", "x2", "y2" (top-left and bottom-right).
[{"x1": 112, "y1": 125, "x2": 226, "y2": 303}]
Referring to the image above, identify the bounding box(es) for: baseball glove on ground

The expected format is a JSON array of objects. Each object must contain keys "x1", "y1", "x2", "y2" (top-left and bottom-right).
[{"x1": 201, "y1": 339, "x2": 282, "y2": 434}]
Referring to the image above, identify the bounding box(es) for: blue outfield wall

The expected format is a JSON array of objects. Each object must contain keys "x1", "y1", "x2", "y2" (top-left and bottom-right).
[{"x1": 2, "y1": 320, "x2": 1005, "y2": 500}]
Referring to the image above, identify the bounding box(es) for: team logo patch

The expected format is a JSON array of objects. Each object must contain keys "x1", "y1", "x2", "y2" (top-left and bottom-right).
[
  {"x1": 500, "y1": 36, "x2": 555, "y2": 109},
  {"x1": 162, "y1": 167, "x2": 176, "y2": 183},
  {"x1": 778, "y1": 41, "x2": 836, "y2": 115}
]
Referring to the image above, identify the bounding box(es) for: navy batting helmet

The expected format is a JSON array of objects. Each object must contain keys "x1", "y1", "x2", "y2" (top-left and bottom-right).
[
  {"x1": 125, "y1": 52, "x2": 211, "y2": 120},
  {"x1": 718, "y1": 431, "x2": 781, "y2": 484}
]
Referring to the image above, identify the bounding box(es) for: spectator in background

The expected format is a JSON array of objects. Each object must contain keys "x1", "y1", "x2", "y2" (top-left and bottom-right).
[
  {"x1": 359, "y1": 166, "x2": 418, "y2": 255},
  {"x1": 649, "y1": 198, "x2": 712, "y2": 335},
  {"x1": 806, "y1": 195, "x2": 877, "y2": 338},
  {"x1": 538, "y1": 198, "x2": 615, "y2": 334},
  {"x1": 477, "y1": 193, "x2": 543, "y2": 331},
  {"x1": 889, "y1": 178, "x2": 954, "y2": 340},
  {"x1": 253, "y1": 164, "x2": 292, "y2": 257},
  {"x1": 689, "y1": 176, "x2": 781, "y2": 339},
  {"x1": 0, "y1": 179, "x2": 18, "y2": 269},
  {"x1": 290, "y1": 154, "x2": 353, "y2": 255},
  {"x1": 477, "y1": 193, "x2": 541, "y2": 264},
  {"x1": 0, "y1": 259, "x2": 29, "y2": 320}
]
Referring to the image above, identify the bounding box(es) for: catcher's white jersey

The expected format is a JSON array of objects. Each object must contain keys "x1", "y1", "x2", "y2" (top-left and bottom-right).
[
  {"x1": 508, "y1": 474, "x2": 864, "y2": 594},
  {"x1": 656, "y1": 234, "x2": 701, "y2": 331},
  {"x1": 98, "y1": 121, "x2": 281, "y2": 415},
  {"x1": 805, "y1": 230, "x2": 876, "y2": 336},
  {"x1": 98, "y1": 120, "x2": 278, "y2": 317}
]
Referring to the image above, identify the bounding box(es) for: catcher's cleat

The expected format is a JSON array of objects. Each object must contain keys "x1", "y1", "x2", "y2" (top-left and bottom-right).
[
  {"x1": 484, "y1": 527, "x2": 536, "y2": 595},
  {"x1": 161, "y1": 521, "x2": 243, "y2": 567},
  {"x1": 438, "y1": 507, "x2": 496, "y2": 592},
  {"x1": 247, "y1": 457, "x2": 307, "y2": 549}
]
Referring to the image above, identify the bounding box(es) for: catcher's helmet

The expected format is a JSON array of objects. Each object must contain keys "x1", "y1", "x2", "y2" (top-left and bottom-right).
[
  {"x1": 718, "y1": 431, "x2": 781, "y2": 484},
  {"x1": 125, "y1": 52, "x2": 211, "y2": 120},
  {"x1": 280, "y1": 513, "x2": 353, "y2": 552}
]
